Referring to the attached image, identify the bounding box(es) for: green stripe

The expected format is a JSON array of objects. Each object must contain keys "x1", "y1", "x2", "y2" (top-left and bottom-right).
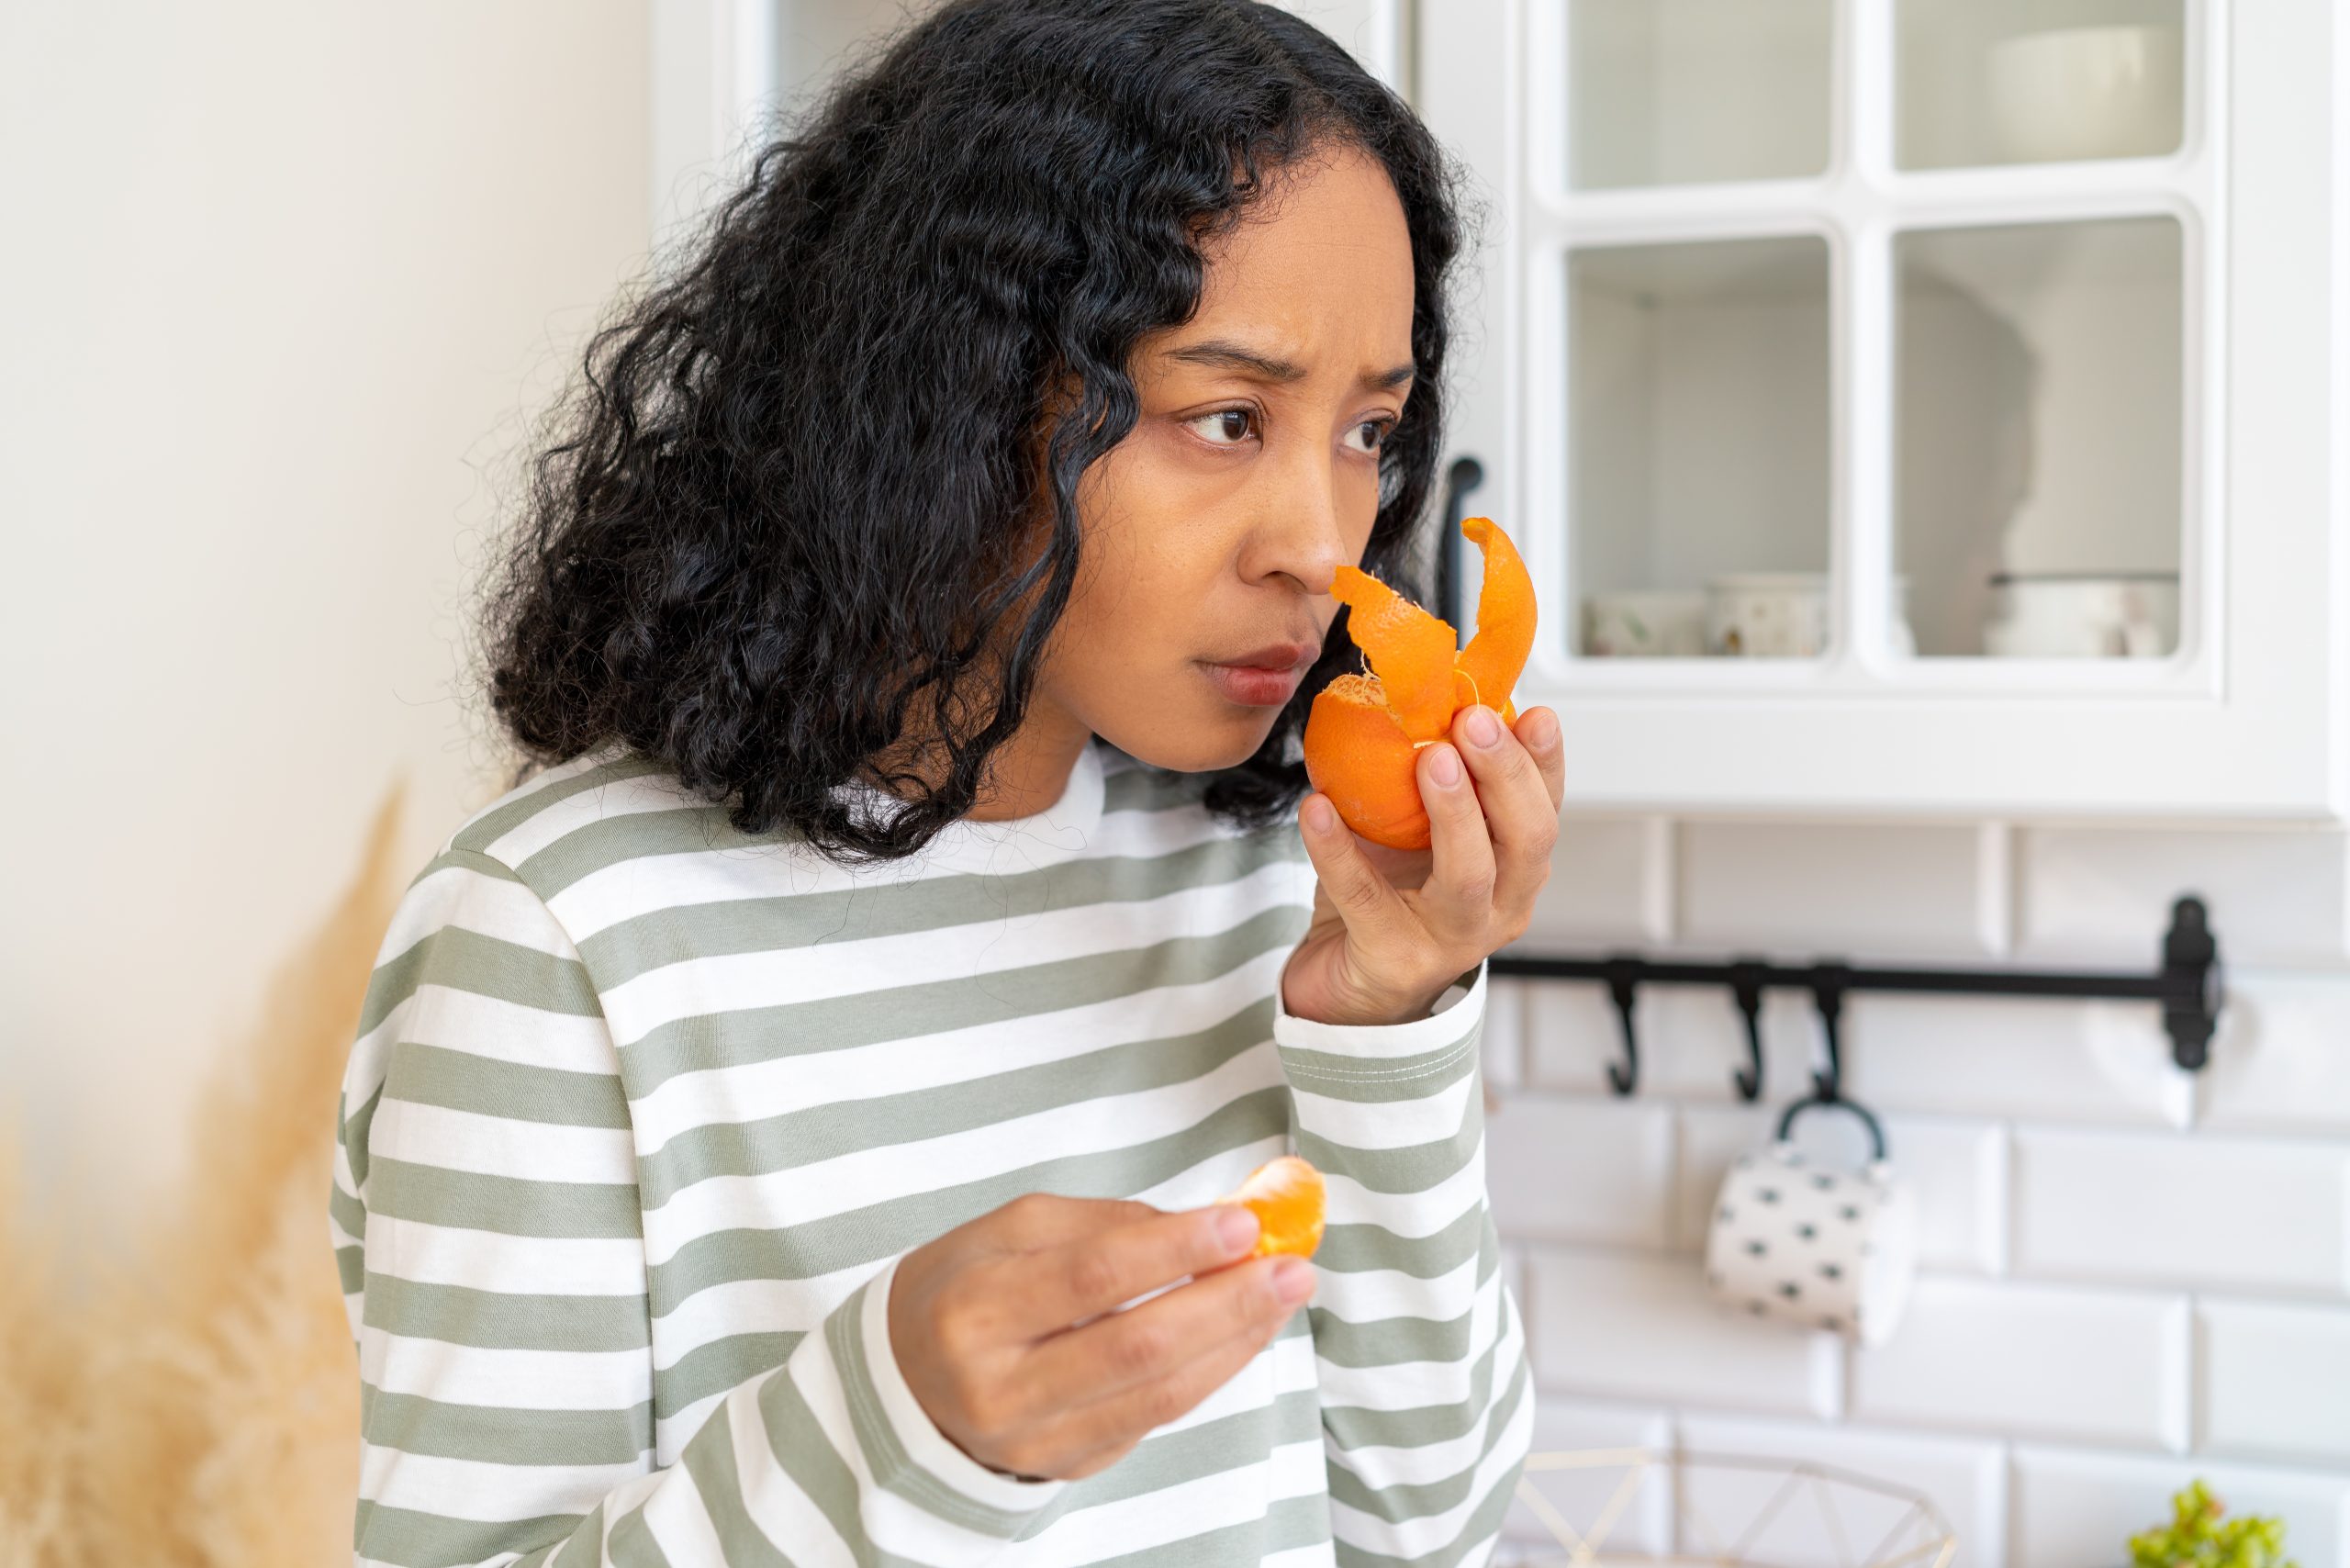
[
  {"x1": 1294, "y1": 1116, "x2": 1483, "y2": 1199},
  {"x1": 576, "y1": 832, "x2": 1291, "y2": 985},
  {"x1": 1315, "y1": 1202, "x2": 1487, "y2": 1279},
  {"x1": 1310, "y1": 1305, "x2": 1474, "y2": 1370},
  {"x1": 366, "y1": 1156, "x2": 642, "y2": 1240},
  {"x1": 755, "y1": 1348, "x2": 889, "y2": 1568},
  {"x1": 352, "y1": 1498, "x2": 587, "y2": 1568},
  {"x1": 404, "y1": 846, "x2": 526, "y2": 892},
  {"x1": 447, "y1": 752, "x2": 680, "y2": 857},
  {"x1": 678, "y1": 1396, "x2": 794, "y2": 1566},
  {"x1": 361, "y1": 1384, "x2": 653, "y2": 1467},
  {"x1": 656, "y1": 1329, "x2": 802, "y2": 1423},
  {"x1": 359, "y1": 926, "x2": 602, "y2": 1039},
  {"x1": 827, "y1": 1279, "x2": 1040, "y2": 1539},
  {"x1": 1331, "y1": 1359, "x2": 1531, "y2": 1568},
  {"x1": 608, "y1": 1495, "x2": 677, "y2": 1568},
  {"x1": 1276, "y1": 1036, "x2": 1480, "y2": 1103},
  {"x1": 344, "y1": 1081, "x2": 386, "y2": 1189},
  {"x1": 386, "y1": 1042, "x2": 632, "y2": 1129},
  {"x1": 1100, "y1": 755, "x2": 1219, "y2": 816},
  {"x1": 648, "y1": 1087, "x2": 1290, "y2": 1314},
  {"x1": 337, "y1": 1242, "x2": 365, "y2": 1296},
  {"x1": 620, "y1": 910, "x2": 1305, "y2": 1094},
  {"x1": 637, "y1": 1001, "x2": 1272, "y2": 1207},
  {"x1": 331, "y1": 1180, "x2": 368, "y2": 1246},
  {"x1": 364, "y1": 1272, "x2": 650, "y2": 1352}
]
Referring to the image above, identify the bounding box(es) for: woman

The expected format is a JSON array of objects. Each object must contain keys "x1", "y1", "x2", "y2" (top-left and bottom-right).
[{"x1": 331, "y1": 2, "x2": 1562, "y2": 1564}]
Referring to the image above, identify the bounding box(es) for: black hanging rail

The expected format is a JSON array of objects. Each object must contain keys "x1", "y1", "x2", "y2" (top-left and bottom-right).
[{"x1": 1491, "y1": 895, "x2": 2224, "y2": 1099}]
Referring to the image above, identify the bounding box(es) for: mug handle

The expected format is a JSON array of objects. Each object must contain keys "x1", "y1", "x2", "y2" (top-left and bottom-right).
[{"x1": 1774, "y1": 1094, "x2": 1887, "y2": 1164}]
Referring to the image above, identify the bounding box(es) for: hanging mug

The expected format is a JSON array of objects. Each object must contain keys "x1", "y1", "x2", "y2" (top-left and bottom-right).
[{"x1": 1704, "y1": 1097, "x2": 1919, "y2": 1346}]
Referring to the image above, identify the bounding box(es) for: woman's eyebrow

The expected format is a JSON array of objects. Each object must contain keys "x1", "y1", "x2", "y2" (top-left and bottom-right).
[{"x1": 1166, "y1": 338, "x2": 1416, "y2": 392}]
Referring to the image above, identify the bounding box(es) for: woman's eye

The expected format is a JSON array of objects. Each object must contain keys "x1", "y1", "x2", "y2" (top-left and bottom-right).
[
  {"x1": 1188, "y1": 409, "x2": 1256, "y2": 446},
  {"x1": 1345, "y1": 419, "x2": 1392, "y2": 455}
]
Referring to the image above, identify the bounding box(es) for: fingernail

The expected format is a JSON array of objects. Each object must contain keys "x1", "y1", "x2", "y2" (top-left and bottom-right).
[
  {"x1": 1428, "y1": 744, "x2": 1461, "y2": 787},
  {"x1": 1304, "y1": 798, "x2": 1337, "y2": 834},
  {"x1": 1272, "y1": 1258, "x2": 1316, "y2": 1305},
  {"x1": 1216, "y1": 1205, "x2": 1260, "y2": 1255},
  {"x1": 1464, "y1": 706, "x2": 1501, "y2": 748},
  {"x1": 1530, "y1": 711, "x2": 1558, "y2": 749}
]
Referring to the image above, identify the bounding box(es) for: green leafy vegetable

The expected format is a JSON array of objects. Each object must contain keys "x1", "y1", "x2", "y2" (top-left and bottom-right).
[{"x1": 2128, "y1": 1481, "x2": 2297, "y2": 1568}]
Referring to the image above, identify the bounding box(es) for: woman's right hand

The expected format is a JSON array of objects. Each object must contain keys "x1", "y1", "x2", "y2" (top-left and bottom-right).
[{"x1": 887, "y1": 1192, "x2": 1316, "y2": 1481}]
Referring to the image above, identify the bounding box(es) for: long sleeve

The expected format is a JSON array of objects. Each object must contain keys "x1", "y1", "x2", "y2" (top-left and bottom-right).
[
  {"x1": 330, "y1": 846, "x2": 1065, "y2": 1568},
  {"x1": 1270, "y1": 958, "x2": 1534, "y2": 1568}
]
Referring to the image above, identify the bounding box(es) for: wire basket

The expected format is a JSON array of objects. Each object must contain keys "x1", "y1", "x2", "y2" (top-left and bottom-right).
[{"x1": 1497, "y1": 1448, "x2": 1959, "y2": 1568}]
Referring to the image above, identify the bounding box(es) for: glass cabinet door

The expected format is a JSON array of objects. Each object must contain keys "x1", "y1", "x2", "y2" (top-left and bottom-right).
[{"x1": 1417, "y1": 0, "x2": 2344, "y2": 816}]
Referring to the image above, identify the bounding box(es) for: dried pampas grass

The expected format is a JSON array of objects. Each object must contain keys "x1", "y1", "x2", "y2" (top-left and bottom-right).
[{"x1": 0, "y1": 782, "x2": 409, "y2": 1567}]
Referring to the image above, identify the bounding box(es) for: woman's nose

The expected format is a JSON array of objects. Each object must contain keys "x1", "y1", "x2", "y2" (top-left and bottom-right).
[{"x1": 1258, "y1": 446, "x2": 1360, "y2": 594}]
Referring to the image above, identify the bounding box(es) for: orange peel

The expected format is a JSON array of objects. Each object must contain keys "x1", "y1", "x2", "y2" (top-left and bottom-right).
[
  {"x1": 1220, "y1": 1155, "x2": 1325, "y2": 1260},
  {"x1": 1303, "y1": 516, "x2": 1539, "y2": 850}
]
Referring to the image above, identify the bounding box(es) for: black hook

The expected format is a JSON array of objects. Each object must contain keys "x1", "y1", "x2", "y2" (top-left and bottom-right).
[
  {"x1": 1436, "y1": 454, "x2": 1485, "y2": 633},
  {"x1": 1604, "y1": 956, "x2": 1640, "y2": 1096},
  {"x1": 2160, "y1": 895, "x2": 2222, "y2": 1071},
  {"x1": 1729, "y1": 959, "x2": 1767, "y2": 1102},
  {"x1": 1807, "y1": 963, "x2": 1852, "y2": 1103}
]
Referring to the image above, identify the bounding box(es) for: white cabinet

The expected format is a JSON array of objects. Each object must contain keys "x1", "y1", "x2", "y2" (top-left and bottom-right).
[{"x1": 1418, "y1": 0, "x2": 2349, "y2": 818}]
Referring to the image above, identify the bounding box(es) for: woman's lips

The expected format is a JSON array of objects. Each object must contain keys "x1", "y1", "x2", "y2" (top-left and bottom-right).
[{"x1": 1203, "y1": 659, "x2": 1305, "y2": 707}]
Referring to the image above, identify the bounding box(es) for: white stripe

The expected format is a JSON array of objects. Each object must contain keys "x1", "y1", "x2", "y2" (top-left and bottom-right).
[
  {"x1": 1284, "y1": 1070, "x2": 1479, "y2": 1150},
  {"x1": 363, "y1": 1213, "x2": 647, "y2": 1296},
  {"x1": 729, "y1": 1378, "x2": 862, "y2": 1568},
  {"x1": 483, "y1": 771, "x2": 705, "y2": 869},
  {"x1": 362, "y1": 1333, "x2": 650, "y2": 1414},
  {"x1": 377, "y1": 860, "x2": 586, "y2": 965},
  {"x1": 359, "y1": 1444, "x2": 648, "y2": 1523},
  {"x1": 599, "y1": 863, "x2": 1299, "y2": 1049},
  {"x1": 1318, "y1": 1156, "x2": 1488, "y2": 1245},
  {"x1": 630, "y1": 946, "x2": 1290, "y2": 1151},
  {"x1": 1328, "y1": 1363, "x2": 1533, "y2": 1560},
  {"x1": 357, "y1": 985, "x2": 616, "y2": 1076},
  {"x1": 640, "y1": 1047, "x2": 1286, "y2": 1250},
  {"x1": 367, "y1": 1097, "x2": 638, "y2": 1185}
]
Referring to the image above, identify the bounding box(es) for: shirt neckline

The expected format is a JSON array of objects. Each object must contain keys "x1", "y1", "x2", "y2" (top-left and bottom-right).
[{"x1": 841, "y1": 739, "x2": 1108, "y2": 875}]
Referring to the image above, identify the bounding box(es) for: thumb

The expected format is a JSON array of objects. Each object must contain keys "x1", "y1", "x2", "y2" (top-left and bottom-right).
[{"x1": 1299, "y1": 793, "x2": 1405, "y2": 933}]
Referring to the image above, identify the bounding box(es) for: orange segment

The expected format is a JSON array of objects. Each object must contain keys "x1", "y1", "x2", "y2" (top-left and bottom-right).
[
  {"x1": 1328, "y1": 565, "x2": 1460, "y2": 743},
  {"x1": 1221, "y1": 1155, "x2": 1326, "y2": 1260},
  {"x1": 1454, "y1": 517, "x2": 1535, "y2": 727}
]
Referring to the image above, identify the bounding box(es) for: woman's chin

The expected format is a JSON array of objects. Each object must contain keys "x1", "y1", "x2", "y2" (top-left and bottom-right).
[{"x1": 1098, "y1": 710, "x2": 1281, "y2": 775}]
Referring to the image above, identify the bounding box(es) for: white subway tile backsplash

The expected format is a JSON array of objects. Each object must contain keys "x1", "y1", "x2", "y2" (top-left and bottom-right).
[
  {"x1": 1487, "y1": 1094, "x2": 1674, "y2": 1249},
  {"x1": 1675, "y1": 1104, "x2": 1776, "y2": 1254},
  {"x1": 1525, "y1": 815, "x2": 1668, "y2": 946},
  {"x1": 1883, "y1": 1114, "x2": 2009, "y2": 1275},
  {"x1": 1505, "y1": 1398, "x2": 1673, "y2": 1555},
  {"x1": 1850, "y1": 1278, "x2": 2190, "y2": 1451},
  {"x1": 2011, "y1": 1445, "x2": 2350, "y2": 1568},
  {"x1": 2018, "y1": 825, "x2": 2350, "y2": 968},
  {"x1": 1674, "y1": 1412, "x2": 2007, "y2": 1568},
  {"x1": 1843, "y1": 993, "x2": 2193, "y2": 1127},
  {"x1": 1483, "y1": 977, "x2": 1528, "y2": 1093},
  {"x1": 2201, "y1": 971, "x2": 2350, "y2": 1135},
  {"x1": 2013, "y1": 1128, "x2": 2350, "y2": 1295},
  {"x1": 1679, "y1": 823, "x2": 1997, "y2": 959},
  {"x1": 1526, "y1": 1248, "x2": 1842, "y2": 1418},
  {"x1": 2200, "y1": 1297, "x2": 2350, "y2": 1465}
]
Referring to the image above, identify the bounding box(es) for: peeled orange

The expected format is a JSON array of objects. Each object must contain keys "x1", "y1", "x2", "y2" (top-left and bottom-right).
[
  {"x1": 1220, "y1": 1155, "x2": 1326, "y2": 1260},
  {"x1": 1302, "y1": 516, "x2": 1538, "y2": 851}
]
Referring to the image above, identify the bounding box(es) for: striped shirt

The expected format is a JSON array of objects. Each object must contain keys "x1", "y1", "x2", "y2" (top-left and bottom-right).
[{"x1": 330, "y1": 735, "x2": 1532, "y2": 1568}]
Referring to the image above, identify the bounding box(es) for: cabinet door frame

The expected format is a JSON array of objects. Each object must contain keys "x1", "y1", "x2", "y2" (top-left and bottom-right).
[{"x1": 1418, "y1": 0, "x2": 2346, "y2": 819}]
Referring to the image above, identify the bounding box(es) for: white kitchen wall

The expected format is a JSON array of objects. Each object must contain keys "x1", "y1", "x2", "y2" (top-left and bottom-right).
[
  {"x1": 0, "y1": 0, "x2": 652, "y2": 1235},
  {"x1": 1490, "y1": 816, "x2": 2350, "y2": 1568}
]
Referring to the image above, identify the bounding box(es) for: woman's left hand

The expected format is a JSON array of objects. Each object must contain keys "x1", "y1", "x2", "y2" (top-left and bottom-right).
[{"x1": 1283, "y1": 703, "x2": 1564, "y2": 1028}]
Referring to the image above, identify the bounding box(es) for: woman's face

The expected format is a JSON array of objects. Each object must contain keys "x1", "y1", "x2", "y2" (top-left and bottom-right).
[{"x1": 1037, "y1": 140, "x2": 1420, "y2": 781}]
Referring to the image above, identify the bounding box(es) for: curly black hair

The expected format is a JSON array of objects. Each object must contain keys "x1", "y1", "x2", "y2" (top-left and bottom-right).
[{"x1": 477, "y1": 0, "x2": 1476, "y2": 868}]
